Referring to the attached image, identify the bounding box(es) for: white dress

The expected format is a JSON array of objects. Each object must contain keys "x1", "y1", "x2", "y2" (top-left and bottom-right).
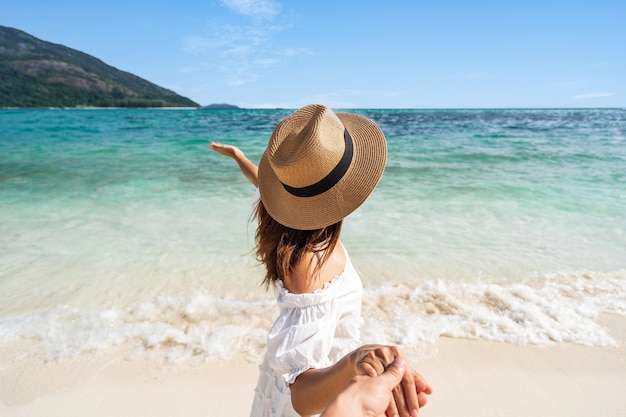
[{"x1": 250, "y1": 246, "x2": 363, "y2": 417}]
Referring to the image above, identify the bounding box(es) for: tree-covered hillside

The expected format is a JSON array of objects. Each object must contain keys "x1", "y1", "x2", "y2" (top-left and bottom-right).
[{"x1": 0, "y1": 26, "x2": 199, "y2": 108}]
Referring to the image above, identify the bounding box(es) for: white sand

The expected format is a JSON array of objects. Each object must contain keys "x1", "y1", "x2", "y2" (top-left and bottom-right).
[{"x1": 1, "y1": 314, "x2": 625, "y2": 417}]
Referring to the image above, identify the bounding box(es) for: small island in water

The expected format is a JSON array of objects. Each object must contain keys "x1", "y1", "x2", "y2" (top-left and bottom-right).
[{"x1": 200, "y1": 103, "x2": 241, "y2": 110}]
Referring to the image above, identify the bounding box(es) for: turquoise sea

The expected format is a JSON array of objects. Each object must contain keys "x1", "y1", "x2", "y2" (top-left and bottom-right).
[{"x1": 1, "y1": 108, "x2": 625, "y2": 363}]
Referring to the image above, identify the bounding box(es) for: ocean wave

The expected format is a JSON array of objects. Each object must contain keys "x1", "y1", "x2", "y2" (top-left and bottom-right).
[
  {"x1": 361, "y1": 270, "x2": 625, "y2": 351},
  {"x1": 1, "y1": 270, "x2": 624, "y2": 364}
]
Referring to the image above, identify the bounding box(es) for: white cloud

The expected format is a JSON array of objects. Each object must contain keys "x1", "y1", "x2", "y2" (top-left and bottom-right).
[
  {"x1": 275, "y1": 47, "x2": 313, "y2": 58},
  {"x1": 254, "y1": 57, "x2": 280, "y2": 66},
  {"x1": 228, "y1": 74, "x2": 258, "y2": 86},
  {"x1": 222, "y1": 44, "x2": 254, "y2": 56},
  {"x1": 220, "y1": 0, "x2": 280, "y2": 19},
  {"x1": 182, "y1": 1, "x2": 310, "y2": 90},
  {"x1": 182, "y1": 35, "x2": 227, "y2": 55},
  {"x1": 573, "y1": 92, "x2": 616, "y2": 100},
  {"x1": 183, "y1": 25, "x2": 269, "y2": 55}
]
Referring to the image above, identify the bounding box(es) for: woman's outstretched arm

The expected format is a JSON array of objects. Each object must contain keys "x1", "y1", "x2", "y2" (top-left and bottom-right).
[{"x1": 209, "y1": 142, "x2": 259, "y2": 187}]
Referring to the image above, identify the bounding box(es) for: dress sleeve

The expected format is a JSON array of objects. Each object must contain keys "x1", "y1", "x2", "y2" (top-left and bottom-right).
[{"x1": 266, "y1": 293, "x2": 339, "y2": 385}]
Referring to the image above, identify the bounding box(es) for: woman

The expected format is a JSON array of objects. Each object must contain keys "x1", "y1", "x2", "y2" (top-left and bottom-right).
[{"x1": 210, "y1": 104, "x2": 431, "y2": 417}]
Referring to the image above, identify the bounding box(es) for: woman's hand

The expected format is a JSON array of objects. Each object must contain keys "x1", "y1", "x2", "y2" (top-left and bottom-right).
[
  {"x1": 208, "y1": 142, "x2": 259, "y2": 187},
  {"x1": 352, "y1": 345, "x2": 432, "y2": 417},
  {"x1": 209, "y1": 142, "x2": 241, "y2": 159}
]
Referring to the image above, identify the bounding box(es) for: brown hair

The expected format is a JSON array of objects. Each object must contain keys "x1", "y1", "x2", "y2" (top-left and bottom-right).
[{"x1": 255, "y1": 200, "x2": 342, "y2": 289}]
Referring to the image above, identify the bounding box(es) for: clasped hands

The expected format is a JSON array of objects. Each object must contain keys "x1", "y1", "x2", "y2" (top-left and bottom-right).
[{"x1": 352, "y1": 344, "x2": 432, "y2": 417}]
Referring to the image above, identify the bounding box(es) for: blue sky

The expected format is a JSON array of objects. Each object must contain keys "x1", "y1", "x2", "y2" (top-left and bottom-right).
[{"x1": 2, "y1": 0, "x2": 624, "y2": 108}]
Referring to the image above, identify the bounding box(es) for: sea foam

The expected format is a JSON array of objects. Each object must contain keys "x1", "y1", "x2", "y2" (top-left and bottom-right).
[{"x1": 1, "y1": 270, "x2": 623, "y2": 363}]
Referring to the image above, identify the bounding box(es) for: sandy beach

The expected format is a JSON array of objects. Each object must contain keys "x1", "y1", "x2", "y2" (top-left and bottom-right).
[{"x1": 1, "y1": 313, "x2": 624, "y2": 417}]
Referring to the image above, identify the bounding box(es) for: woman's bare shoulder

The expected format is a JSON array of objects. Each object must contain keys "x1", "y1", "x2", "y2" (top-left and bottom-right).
[{"x1": 284, "y1": 243, "x2": 346, "y2": 294}]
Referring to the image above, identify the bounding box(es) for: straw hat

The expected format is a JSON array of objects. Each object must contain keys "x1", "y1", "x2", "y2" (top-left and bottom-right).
[{"x1": 258, "y1": 104, "x2": 387, "y2": 230}]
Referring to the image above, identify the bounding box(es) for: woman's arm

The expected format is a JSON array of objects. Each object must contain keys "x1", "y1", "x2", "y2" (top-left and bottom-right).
[
  {"x1": 289, "y1": 349, "x2": 357, "y2": 417},
  {"x1": 290, "y1": 345, "x2": 432, "y2": 417},
  {"x1": 209, "y1": 142, "x2": 259, "y2": 187}
]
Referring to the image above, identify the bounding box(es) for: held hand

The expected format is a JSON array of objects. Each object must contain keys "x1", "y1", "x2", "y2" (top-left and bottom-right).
[
  {"x1": 322, "y1": 358, "x2": 407, "y2": 417},
  {"x1": 389, "y1": 363, "x2": 432, "y2": 417},
  {"x1": 353, "y1": 344, "x2": 404, "y2": 377},
  {"x1": 353, "y1": 345, "x2": 433, "y2": 417}
]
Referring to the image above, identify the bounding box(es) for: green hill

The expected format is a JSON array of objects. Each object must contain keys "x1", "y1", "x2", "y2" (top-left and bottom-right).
[{"x1": 0, "y1": 26, "x2": 199, "y2": 108}]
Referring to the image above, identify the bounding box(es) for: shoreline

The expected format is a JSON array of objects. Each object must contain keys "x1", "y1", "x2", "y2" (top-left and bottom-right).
[{"x1": 2, "y1": 314, "x2": 624, "y2": 417}]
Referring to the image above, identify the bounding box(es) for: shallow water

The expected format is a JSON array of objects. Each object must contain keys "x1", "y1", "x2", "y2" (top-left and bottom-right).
[{"x1": 1, "y1": 108, "x2": 625, "y2": 362}]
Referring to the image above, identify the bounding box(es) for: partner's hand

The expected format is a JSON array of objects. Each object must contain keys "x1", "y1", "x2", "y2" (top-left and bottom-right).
[
  {"x1": 353, "y1": 345, "x2": 433, "y2": 417},
  {"x1": 322, "y1": 358, "x2": 407, "y2": 417}
]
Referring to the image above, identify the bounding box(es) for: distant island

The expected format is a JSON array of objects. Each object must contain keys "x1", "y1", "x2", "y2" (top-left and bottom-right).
[
  {"x1": 201, "y1": 103, "x2": 241, "y2": 109},
  {"x1": 0, "y1": 26, "x2": 199, "y2": 108}
]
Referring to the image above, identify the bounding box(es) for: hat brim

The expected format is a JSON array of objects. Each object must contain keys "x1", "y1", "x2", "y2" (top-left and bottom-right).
[{"x1": 258, "y1": 112, "x2": 387, "y2": 230}]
